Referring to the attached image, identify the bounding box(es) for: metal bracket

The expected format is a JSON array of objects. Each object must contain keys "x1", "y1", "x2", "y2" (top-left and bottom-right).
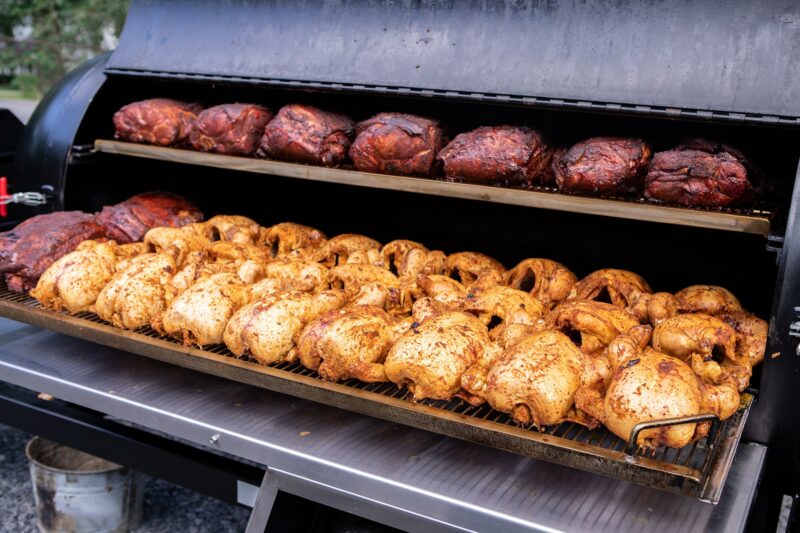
[{"x1": 245, "y1": 469, "x2": 280, "y2": 533}]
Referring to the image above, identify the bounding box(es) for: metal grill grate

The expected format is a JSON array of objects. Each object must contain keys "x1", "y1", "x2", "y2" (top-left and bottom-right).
[{"x1": 0, "y1": 283, "x2": 751, "y2": 501}]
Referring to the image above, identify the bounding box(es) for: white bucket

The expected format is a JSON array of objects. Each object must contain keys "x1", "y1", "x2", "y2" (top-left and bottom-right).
[{"x1": 25, "y1": 437, "x2": 144, "y2": 533}]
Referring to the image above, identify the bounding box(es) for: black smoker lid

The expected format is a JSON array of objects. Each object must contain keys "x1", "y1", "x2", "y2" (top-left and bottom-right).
[{"x1": 107, "y1": 0, "x2": 800, "y2": 123}]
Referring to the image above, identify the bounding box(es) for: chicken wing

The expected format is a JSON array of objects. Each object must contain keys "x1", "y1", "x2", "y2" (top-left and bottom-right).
[
  {"x1": 94, "y1": 253, "x2": 177, "y2": 329},
  {"x1": 504, "y1": 258, "x2": 577, "y2": 309},
  {"x1": 31, "y1": 240, "x2": 118, "y2": 313},
  {"x1": 223, "y1": 290, "x2": 346, "y2": 365},
  {"x1": 297, "y1": 305, "x2": 411, "y2": 382},
  {"x1": 155, "y1": 273, "x2": 248, "y2": 346}
]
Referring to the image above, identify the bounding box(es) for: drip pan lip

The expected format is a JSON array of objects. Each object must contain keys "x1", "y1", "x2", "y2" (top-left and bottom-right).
[
  {"x1": 0, "y1": 282, "x2": 752, "y2": 502},
  {"x1": 25, "y1": 436, "x2": 123, "y2": 475}
]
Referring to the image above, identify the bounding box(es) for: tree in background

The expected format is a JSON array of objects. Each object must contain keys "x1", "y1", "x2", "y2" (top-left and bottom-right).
[{"x1": 0, "y1": 0, "x2": 129, "y2": 98}]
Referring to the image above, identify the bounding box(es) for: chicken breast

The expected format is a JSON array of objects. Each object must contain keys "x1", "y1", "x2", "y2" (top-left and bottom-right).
[{"x1": 95, "y1": 253, "x2": 177, "y2": 329}]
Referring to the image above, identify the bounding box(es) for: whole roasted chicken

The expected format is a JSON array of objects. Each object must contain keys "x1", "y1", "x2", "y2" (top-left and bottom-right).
[
  {"x1": 94, "y1": 253, "x2": 177, "y2": 330},
  {"x1": 223, "y1": 290, "x2": 346, "y2": 365},
  {"x1": 674, "y1": 285, "x2": 742, "y2": 315},
  {"x1": 384, "y1": 301, "x2": 500, "y2": 403},
  {"x1": 297, "y1": 305, "x2": 411, "y2": 382},
  {"x1": 31, "y1": 240, "x2": 118, "y2": 314},
  {"x1": 155, "y1": 272, "x2": 248, "y2": 346},
  {"x1": 319, "y1": 234, "x2": 382, "y2": 268},
  {"x1": 262, "y1": 222, "x2": 328, "y2": 260},
  {"x1": 381, "y1": 240, "x2": 446, "y2": 277},
  {"x1": 444, "y1": 252, "x2": 505, "y2": 288},
  {"x1": 504, "y1": 258, "x2": 576, "y2": 309}
]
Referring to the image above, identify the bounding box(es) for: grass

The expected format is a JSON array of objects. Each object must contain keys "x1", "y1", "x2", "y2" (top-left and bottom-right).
[{"x1": 0, "y1": 85, "x2": 38, "y2": 100}]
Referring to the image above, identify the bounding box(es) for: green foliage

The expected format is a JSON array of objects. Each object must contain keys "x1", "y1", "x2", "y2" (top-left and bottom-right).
[{"x1": 0, "y1": 0, "x2": 129, "y2": 97}]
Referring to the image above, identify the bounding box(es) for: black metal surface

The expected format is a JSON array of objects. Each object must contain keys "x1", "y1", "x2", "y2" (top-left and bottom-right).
[
  {"x1": 0, "y1": 109, "x2": 25, "y2": 229},
  {"x1": 0, "y1": 381, "x2": 264, "y2": 505},
  {"x1": 12, "y1": 53, "x2": 109, "y2": 213},
  {"x1": 748, "y1": 160, "x2": 800, "y2": 507},
  {"x1": 107, "y1": 0, "x2": 800, "y2": 122}
]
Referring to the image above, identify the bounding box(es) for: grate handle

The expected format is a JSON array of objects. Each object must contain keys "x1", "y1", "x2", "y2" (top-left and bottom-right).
[{"x1": 625, "y1": 413, "x2": 720, "y2": 456}]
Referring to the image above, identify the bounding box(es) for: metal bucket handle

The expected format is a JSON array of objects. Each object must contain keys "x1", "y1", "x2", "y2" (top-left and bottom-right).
[{"x1": 624, "y1": 413, "x2": 721, "y2": 456}]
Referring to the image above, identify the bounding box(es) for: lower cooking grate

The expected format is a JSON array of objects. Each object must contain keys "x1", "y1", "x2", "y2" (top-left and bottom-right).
[{"x1": 0, "y1": 284, "x2": 751, "y2": 502}]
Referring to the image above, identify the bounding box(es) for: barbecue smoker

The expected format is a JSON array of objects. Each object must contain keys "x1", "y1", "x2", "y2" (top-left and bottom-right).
[{"x1": 3, "y1": 1, "x2": 800, "y2": 531}]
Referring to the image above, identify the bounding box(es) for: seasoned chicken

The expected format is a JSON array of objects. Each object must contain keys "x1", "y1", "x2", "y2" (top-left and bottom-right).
[
  {"x1": 262, "y1": 259, "x2": 329, "y2": 293},
  {"x1": 195, "y1": 215, "x2": 263, "y2": 245},
  {"x1": 95, "y1": 253, "x2": 177, "y2": 329},
  {"x1": 547, "y1": 300, "x2": 640, "y2": 355},
  {"x1": 143, "y1": 227, "x2": 209, "y2": 267},
  {"x1": 652, "y1": 313, "x2": 742, "y2": 366},
  {"x1": 329, "y1": 264, "x2": 400, "y2": 293},
  {"x1": 384, "y1": 304, "x2": 500, "y2": 403},
  {"x1": 203, "y1": 241, "x2": 271, "y2": 284},
  {"x1": 504, "y1": 258, "x2": 577, "y2": 309},
  {"x1": 719, "y1": 310, "x2": 768, "y2": 367},
  {"x1": 382, "y1": 240, "x2": 446, "y2": 277},
  {"x1": 478, "y1": 330, "x2": 587, "y2": 427},
  {"x1": 155, "y1": 273, "x2": 248, "y2": 346},
  {"x1": 674, "y1": 285, "x2": 742, "y2": 315},
  {"x1": 262, "y1": 222, "x2": 327, "y2": 259},
  {"x1": 626, "y1": 291, "x2": 678, "y2": 325},
  {"x1": 463, "y1": 286, "x2": 545, "y2": 346},
  {"x1": 445, "y1": 252, "x2": 505, "y2": 288},
  {"x1": 297, "y1": 305, "x2": 411, "y2": 382},
  {"x1": 575, "y1": 348, "x2": 740, "y2": 448},
  {"x1": 319, "y1": 234, "x2": 382, "y2": 268},
  {"x1": 568, "y1": 268, "x2": 651, "y2": 308},
  {"x1": 31, "y1": 240, "x2": 118, "y2": 313},
  {"x1": 414, "y1": 274, "x2": 467, "y2": 309},
  {"x1": 223, "y1": 290, "x2": 346, "y2": 365}
]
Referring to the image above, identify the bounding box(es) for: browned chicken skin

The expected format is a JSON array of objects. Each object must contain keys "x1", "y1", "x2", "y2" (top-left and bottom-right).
[
  {"x1": 189, "y1": 103, "x2": 272, "y2": 156},
  {"x1": 504, "y1": 258, "x2": 577, "y2": 309},
  {"x1": 568, "y1": 268, "x2": 651, "y2": 308},
  {"x1": 445, "y1": 252, "x2": 505, "y2": 288},
  {"x1": 437, "y1": 126, "x2": 551, "y2": 186},
  {"x1": 143, "y1": 227, "x2": 210, "y2": 268},
  {"x1": 258, "y1": 104, "x2": 354, "y2": 165},
  {"x1": 262, "y1": 222, "x2": 328, "y2": 260},
  {"x1": 349, "y1": 112, "x2": 444, "y2": 176},
  {"x1": 384, "y1": 306, "x2": 500, "y2": 403},
  {"x1": 552, "y1": 137, "x2": 651, "y2": 196},
  {"x1": 97, "y1": 192, "x2": 203, "y2": 244},
  {"x1": 674, "y1": 285, "x2": 742, "y2": 315},
  {"x1": 297, "y1": 305, "x2": 410, "y2": 382},
  {"x1": 381, "y1": 240, "x2": 446, "y2": 277},
  {"x1": 223, "y1": 290, "x2": 346, "y2": 365},
  {"x1": 547, "y1": 300, "x2": 640, "y2": 356},
  {"x1": 319, "y1": 234, "x2": 382, "y2": 268},
  {"x1": 644, "y1": 149, "x2": 749, "y2": 207},
  {"x1": 113, "y1": 98, "x2": 201, "y2": 146}
]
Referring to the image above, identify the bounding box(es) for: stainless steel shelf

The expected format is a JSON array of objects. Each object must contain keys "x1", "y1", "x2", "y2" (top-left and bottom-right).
[
  {"x1": 94, "y1": 140, "x2": 773, "y2": 235},
  {"x1": 0, "y1": 319, "x2": 766, "y2": 533}
]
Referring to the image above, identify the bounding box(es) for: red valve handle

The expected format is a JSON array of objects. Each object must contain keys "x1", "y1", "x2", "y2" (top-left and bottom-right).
[{"x1": 0, "y1": 177, "x2": 7, "y2": 217}]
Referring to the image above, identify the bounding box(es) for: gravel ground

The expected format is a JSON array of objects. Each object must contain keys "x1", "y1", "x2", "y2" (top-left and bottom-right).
[{"x1": 0, "y1": 423, "x2": 250, "y2": 533}]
